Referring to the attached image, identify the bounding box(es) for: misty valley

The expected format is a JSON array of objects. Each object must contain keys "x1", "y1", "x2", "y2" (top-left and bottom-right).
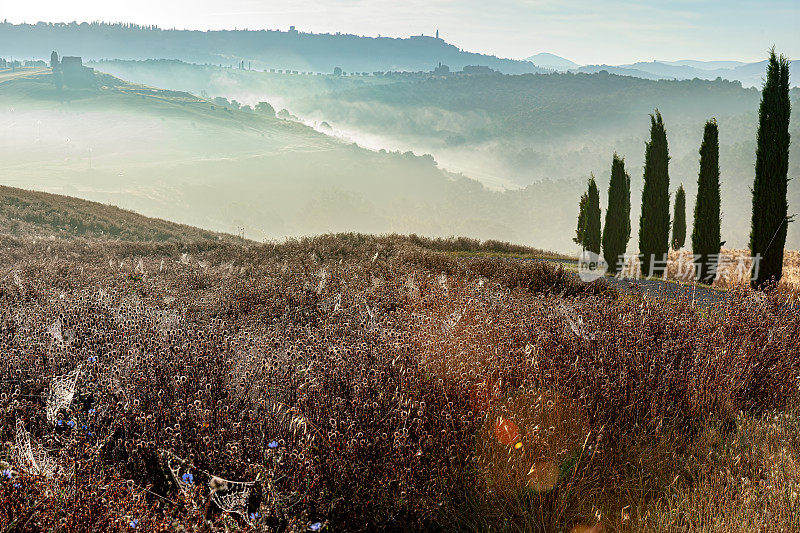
[{"x1": 1, "y1": 13, "x2": 799, "y2": 533}]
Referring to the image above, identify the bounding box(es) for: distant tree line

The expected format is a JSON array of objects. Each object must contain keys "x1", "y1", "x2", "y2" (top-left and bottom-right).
[
  {"x1": 0, "y1": 21, "x2": 551, "y2": 75},
  {"x1": 573, "y1": 49, "x2": 791, "y2": 288}
]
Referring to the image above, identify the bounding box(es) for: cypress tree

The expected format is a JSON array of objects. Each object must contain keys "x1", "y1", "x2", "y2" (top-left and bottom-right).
[
  {"x1": 602, "y1": 153, "x2": 631, "y2": 273},
  {"x1": 692, "y1": 119, "x2": 722, "y2": 283},
  {"x1": 750, "y1": 49, "x2": 792, "y2": 288},
  {"x1": 638, "y1": 110, "x2": 671, "y2": 277},
  {"x1": 584, "y1": 176, "x2": 602, "y2": 254},
  {"x1": 574, "y1": 193, "x2": 587, "y2": 247},
  {"x1": 672, "y1": 185, "x2": 686, "y2": 250}
]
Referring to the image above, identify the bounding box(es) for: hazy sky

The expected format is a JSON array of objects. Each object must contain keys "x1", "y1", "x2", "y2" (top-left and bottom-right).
[{"x1": 2, "y1": 0, "x2": 798, "y2": 64}]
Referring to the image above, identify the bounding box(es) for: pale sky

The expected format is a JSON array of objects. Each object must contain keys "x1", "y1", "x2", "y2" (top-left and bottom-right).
[{"x1": 1, "y1": 0, "x2": 798, "y2": 64}]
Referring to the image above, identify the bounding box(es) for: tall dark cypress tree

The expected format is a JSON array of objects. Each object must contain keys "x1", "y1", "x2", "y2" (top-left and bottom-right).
[
  {"x1": 692, "y1": 119, "x2": 722, "y2": 283},
  {"x1": 638, "y1": 110, "x2": 671, "y2": 277},
  {"x1": 574, "y1": 193, "x2": 588, "y2": 247},
  {"x1": 750, "y1": 49, "x2": 791, "y2": 288},
  {"x1": 584, "y1": 176, "x2": 602, "y2": 254},
  {"x1": 602, "y1": 153, "x2": 631, "y2": 273},
  {"x1": 672, "y1": 185, "x2": 686, "y2": 250}
]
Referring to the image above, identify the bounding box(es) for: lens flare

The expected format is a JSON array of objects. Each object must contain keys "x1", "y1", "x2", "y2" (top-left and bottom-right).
[
  {"x1": 570, "y1": 524, "x2": 603, "y2": 533},
  {"x1": 526, "y1": 461, "x2": 560, "y2": 491},
  {"x1": 477, "y1": 389, "x2": 590, "y2": 495},
  {"x1": 494, "y1": 417, "x2": 520, "y2": 446}
]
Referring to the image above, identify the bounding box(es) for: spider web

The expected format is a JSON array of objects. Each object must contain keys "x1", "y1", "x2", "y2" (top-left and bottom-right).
[
  {"x1": 48, "y1": 319, "x2": 63, "y2": 345},
  {"x1": 60, "y1": 462, "x2": 77, "y2": 497},
  {"x1": 558, "y1": 304, "x2": 594, "y2": 341},
  {"x1": 162, "y1": 451, "x2": 258, "y2": 517},
  {"x1": 163, "y1": 451, "x2": 195, "y2": 499},
  {"x1": 210, "y1": 476, "x2": 257, "y2": 517},
  {"x1": 14, "y1": 420, "x2": 60, "y2": 477},
  {"x1": 46, "y1": 366, "x2": 81, "y2": 423}
]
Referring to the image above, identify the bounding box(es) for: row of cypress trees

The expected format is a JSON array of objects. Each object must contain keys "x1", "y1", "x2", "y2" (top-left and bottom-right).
[{"x1": 574, "y1": 49, "x2": 790, "y2": 287}]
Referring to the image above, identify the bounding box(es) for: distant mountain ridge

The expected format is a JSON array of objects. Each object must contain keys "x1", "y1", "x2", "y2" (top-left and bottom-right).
[
  {"x1": 526, "y1": 52, "x2": 796, "y2": 88},
  {"x1": 662, "y1": 60, "x2": 747, "y2": 70},
  {"x1": 0, "y1": 21, "x2": 548, "y2": 75},
  {"x1": 576, "y1": 59, "x2": 798, "y2": 88},
  {"x1": 525, "y1": 52, "x2": 578, "y2": 71},
  {"x1": 0, "y1": 21, "x2": 793, "y2": 86},
  {"x1": 613, "y1": 59, "x2": 800, "y2": 87}
]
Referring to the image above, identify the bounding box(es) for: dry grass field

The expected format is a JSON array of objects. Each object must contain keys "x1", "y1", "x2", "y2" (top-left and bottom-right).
[
  {"x1": 1, "y1": 187, "x2": 800, "y2": 532},
  {"x1": 0, "y1": 229, "x2": 798, "y2": 532}
]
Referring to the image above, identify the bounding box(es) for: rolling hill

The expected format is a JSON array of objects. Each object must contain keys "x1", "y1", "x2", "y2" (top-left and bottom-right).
[
  {"x1": 0, "y1": 184, "x2": 230, "y2": 242},
  {"x1": 0, "y1": 21, "x2": 548, "y2": 75},
  {"x1": 0, "y1": 67, "x2": 596, "y2": 252},
  {"x1": 1, "y1": 22, "x2": 795, "y2": 88},
  {"x1": 39, "y1": 60, "x2": 800, "y2": 251}
]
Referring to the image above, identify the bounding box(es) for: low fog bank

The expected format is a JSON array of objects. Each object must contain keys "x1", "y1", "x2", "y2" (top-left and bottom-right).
[
  {"x1": 82, "y1": 61, "x2": 800, "y2": 250},
  {"x1": 0, "y1": 77, "x2": 591, "y2": 253}
]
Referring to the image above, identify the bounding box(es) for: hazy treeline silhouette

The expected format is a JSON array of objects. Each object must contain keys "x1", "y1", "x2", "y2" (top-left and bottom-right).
[{"x1": 0, "y1": 21, "x2": 549, "y2": 74}]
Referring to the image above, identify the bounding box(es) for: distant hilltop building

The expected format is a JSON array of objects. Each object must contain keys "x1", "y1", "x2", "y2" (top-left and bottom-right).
[
  {"x1": 60, "y1": 56, "x2": 82, "y2": 68},
  {"x1": 50, "y1": 52, "x2": 96, "y2": 88},
  {"x1": 433, "y1": 62, "x2": 450, "y2": 75}
]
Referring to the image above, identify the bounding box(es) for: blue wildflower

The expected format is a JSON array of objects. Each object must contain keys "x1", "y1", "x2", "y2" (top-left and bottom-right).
[
  {"x1": 57, "y1": 420, "x2": 63, "y2": 426},
  {"x1": 129, "y1": 519, "x2": 139, "y2": 528},
  {"x1": 12, "y1": 483, "x2": 21, "y2": 488},
  {"x1": 88, "y1": 408, "x2": 96, "y2": 415},
  {"x1": 181, "y1": 473, "x2": 193, "y2": 484},
  {"x1": 87, "y1": 356, "x2": 97, "y2": 363},
  {"x1": 67, "y1": 420, "x2": 76, "y2": 428},
  {"x1": 88, "y1": 431, "x2": 94, "y2": 437},
  {"x1": 268, "y1": 441, "x2": 279, "y2": 449},
  {"x1": 2, "y1": 469, "x2": 12, "y2": 480},
  {"x1": 82, "y1": 425, "x2": 88, "y2": 430},
  {"x1": 309, "y1": 522, "x2": 323, "y2": 531},
  {"x1": 249, "y1": 511, "x2": 261, "y2": 520}
]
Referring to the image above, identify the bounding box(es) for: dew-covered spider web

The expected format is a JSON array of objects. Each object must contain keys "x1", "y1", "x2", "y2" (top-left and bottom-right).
[
  {"x1": 163, "y1": 451, "x2": 195, "y2": 499},
  {"x1": 14, "y1": 420, "x2": 60, "y2": 477},
  {"x1": 210, "y1": 476, "x2": 257, "y2": 517},
  {"x1": 47, "y1": 319, "x2": 63, "y2": 345},
  {"x1": 46, "y1": 366, "x2": 82, "y2": 423},
  {"x1": 558, "y1": 304, "x2": 594, "y2": 341}
]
